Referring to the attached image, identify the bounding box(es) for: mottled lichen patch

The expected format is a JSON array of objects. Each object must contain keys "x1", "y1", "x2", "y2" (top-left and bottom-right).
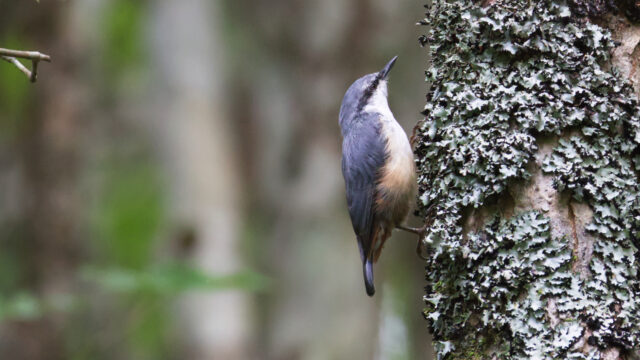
[{"x1": 416, "y1": 0, "x2": 640, "y2": 358}]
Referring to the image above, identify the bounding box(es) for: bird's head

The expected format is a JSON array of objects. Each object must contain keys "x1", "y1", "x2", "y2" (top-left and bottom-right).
[{"x1": 339, "y1": 56, "x2": 398, "y2": 129}]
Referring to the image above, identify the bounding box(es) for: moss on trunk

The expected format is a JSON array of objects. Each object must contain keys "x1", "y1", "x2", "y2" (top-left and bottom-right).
[{"x1": 415, "y1": 0, "x2": 640, "y2": 358}]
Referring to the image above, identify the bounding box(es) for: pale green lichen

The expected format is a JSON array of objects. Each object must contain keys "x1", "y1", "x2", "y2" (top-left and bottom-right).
[{"x1": 416, "y1": 0, "x2": 640, "y2": 358}]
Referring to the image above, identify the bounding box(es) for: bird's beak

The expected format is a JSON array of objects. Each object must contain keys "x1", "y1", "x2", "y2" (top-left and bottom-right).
[{"x1": 379, "y1": 56, "x2": 398, "y2": 79}]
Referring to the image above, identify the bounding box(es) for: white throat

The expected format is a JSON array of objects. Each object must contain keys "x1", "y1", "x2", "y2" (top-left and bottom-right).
[{"x1": 363, "y1": 80, "x2": 393, "y2": 121}]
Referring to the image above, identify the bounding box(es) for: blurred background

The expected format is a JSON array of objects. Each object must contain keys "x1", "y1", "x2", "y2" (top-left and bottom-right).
[{"x1": 0, "y1": 0, "x2": 434, "y2": 359}]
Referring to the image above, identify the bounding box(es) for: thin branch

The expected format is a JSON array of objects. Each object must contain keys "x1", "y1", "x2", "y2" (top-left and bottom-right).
[
  {"x1": 1, "y1": 56, "x2": 32, "y2": 78},
  {"x1": 0, "y1": 48, "x2": 51, "y2": 83},
  {"x1": 0, "y1": 48, "x2": 51, "y2": 62}
]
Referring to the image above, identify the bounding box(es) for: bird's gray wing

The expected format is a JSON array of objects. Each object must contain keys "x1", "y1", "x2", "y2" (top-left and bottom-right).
[{"x1": 341, "y1": 118, "x2": 386, "y2": 262}]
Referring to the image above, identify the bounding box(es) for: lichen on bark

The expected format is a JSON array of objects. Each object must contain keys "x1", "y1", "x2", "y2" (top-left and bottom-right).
[{"x1": 415, "y1": 0, "x2": 640, "y2": 358}]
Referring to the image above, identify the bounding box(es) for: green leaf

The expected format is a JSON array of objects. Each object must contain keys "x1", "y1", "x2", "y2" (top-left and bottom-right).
[{"x1": 82, "y1": 264, "x2": 269, "y2": 294}]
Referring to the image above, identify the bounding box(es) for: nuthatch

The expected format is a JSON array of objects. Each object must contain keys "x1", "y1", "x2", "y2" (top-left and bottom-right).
[{"x1": 339, "y1": 56, "x2": 426, "y2": 296}]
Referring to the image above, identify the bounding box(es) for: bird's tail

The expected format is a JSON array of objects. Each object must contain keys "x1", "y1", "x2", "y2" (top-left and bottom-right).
[{"x1": 363, "y1": 258, "x2": 375, "y2": 296}]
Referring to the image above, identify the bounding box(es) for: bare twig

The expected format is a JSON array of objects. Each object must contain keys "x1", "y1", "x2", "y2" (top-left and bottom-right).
[
  {"x1": 1, "y1": 56, "x2": 32, "y2": 78},
  {"x1": 0, "y1": 48, "x2": 51, "y2": 62},
  {"x1": 0, "y1": 48, "x2": 51, "y2": 83}
]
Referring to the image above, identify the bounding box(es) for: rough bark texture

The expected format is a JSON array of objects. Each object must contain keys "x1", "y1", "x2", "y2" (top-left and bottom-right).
[
  {"x1": 607, "y1": 14, "x2": 640, "y2": 97},
  {"x1": 416, "y1": 0, "x2": 640, "y2": 358}
]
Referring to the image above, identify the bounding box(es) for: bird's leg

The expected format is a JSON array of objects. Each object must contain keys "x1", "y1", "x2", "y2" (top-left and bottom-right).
[
  {"x1": 396, "y1": 224, "x2": 429, "y2": 260},
  {"x1": 396, "y1": 203, "x2": 438, "y2": 260},
  {"x1": 397, "y1": 224, "x2": 428, "y2": 235}
]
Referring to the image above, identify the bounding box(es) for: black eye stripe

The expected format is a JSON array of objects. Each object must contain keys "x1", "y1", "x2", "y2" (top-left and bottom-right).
[{"x1": 357, "y1": 76, "x2": 381, "y2": 113}]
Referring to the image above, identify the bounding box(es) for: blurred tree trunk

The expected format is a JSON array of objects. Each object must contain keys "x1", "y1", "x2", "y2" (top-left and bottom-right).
[
  {"x1": 227, "y1": 0, "x2": 385, "y2": 358},
  {"x1": 224, "y1": 0, "x2": 436, "y2": 357},
  {"x1": 0, "y1": 2, "x2": 84, "y2": 360},
  {"x1": 416, "y1": 1, "x2": 640, "y2": 358},
  {"x1": 149, "y1": 1, "x2": 253, "y2": 359}
]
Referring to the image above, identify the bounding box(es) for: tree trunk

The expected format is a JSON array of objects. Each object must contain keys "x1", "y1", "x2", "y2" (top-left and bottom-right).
[
  {"x1": 415, "y1": 0, "x2": 640, "y2": 358},
  {"x1": 0, "y1": 3, "x2": 85, "y2": 359},
  {"x1": 149, "y1": 1, "x2": 253, "y2": 359}
]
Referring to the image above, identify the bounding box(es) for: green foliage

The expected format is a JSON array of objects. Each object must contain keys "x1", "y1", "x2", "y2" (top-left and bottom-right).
[
  {"x1": 0, "y1": 36, "x2": 30, "y2": 137},
  {"x1": 87, "y1": 151, "x2": 267, "y2": 359},
  {"x1": 101, "y1": 0, "x2": 145, "y2": 82},
  {"x1": 89, "y1": 153, "x2": 167, "y2": 359},
  {"x1": 416, "y1": 0, "x2": 640, "y2": 357},
  {"x1": 93, "y1": 161, "x2": 164, "y2": 269},
  {"x1": 83, "y1": 265, "x2": 268, "y2": 295},
  {"x1": 0, "y1": 292, "x2": 74, "y2": 322},
  {"x1": 0, "y1": 292, "x2": 42, "y2": 320},
  {"x1": 0, "y1": 223, "x2": 29, "y2": 293}
]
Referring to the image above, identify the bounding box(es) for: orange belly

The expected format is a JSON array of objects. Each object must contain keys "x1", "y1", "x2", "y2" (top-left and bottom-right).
[
  {"x1": 375, "y1": 117, "x2": 416, "y2": 226},
  {"x1": 371, "y1": 118, "x2": 416, "y2": 261}
]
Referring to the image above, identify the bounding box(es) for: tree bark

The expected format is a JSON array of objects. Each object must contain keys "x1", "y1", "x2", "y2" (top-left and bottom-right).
[
  {"x1": 149, "y1": 1, "x2": 253, "y2": 359},
  {"x1": 416, "y1": 1, "x2": 640, "y2": 358},
  {"x1": 0, "y1": 2, "x2": 84, "y2": 359}
]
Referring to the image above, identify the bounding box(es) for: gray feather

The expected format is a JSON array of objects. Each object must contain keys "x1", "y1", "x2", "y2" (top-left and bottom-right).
[{"x1": 340, "y1": 113, "x2": 386, "y2": 261}]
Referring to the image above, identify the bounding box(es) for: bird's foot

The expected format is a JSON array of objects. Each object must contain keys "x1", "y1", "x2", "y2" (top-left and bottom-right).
[
  {"x1": 397, "y1": 224, "x2": 427, "y2": 236},
  {"x1": 396, "y1": 224, "x2": 429, "y2": 260},
  {"x1": 397, "y1": 203, "x2": 438, "y2": 260}
]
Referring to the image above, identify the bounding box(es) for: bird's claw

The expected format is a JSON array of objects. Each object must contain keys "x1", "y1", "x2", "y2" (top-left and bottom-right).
[
  {"x1": 416, "y1": 237, "x2": 429, "y2": 261},
  {"x1": 397, "y1": 223, "x2": 430, "y2": 260},
  {"x1": 414, "y1": 225, "x2": 429, "y2": 260}
]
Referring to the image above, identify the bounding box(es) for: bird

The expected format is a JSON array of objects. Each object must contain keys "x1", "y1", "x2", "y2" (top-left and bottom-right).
[{"x1": 339, "y1": 56, "x2": 426, "y2": 296}]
